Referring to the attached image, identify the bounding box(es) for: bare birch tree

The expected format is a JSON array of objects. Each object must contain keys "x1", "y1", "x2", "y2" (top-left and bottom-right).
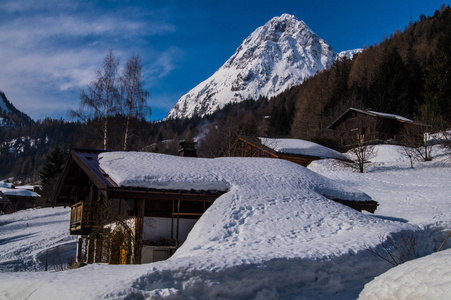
[
  {"x1": 70, "y1": 50, "x2": 120, "y2": 149},
  {"x1": 120, "y1": 54, "x2": 150, "y2": 150}
]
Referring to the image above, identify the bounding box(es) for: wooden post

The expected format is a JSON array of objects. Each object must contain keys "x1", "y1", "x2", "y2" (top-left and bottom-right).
[
  {"x1": 45, "y1": 249, "x2": 48, "y2": 271},
  {"x1": 76, "y1": 236, "x2": 83, "y2": 262},
  {"x1": 134, "y1": 199, "x2": 144, "y2": 264},
  {"x1": 176, "y1": 200, "x2": 180, "y2": 249},
  {"x1": 87, "y1": 235, "x2": 94, "y2": 264},
  {"x1": 171, "y1": 200, "x2": 174, "y2": 240}
]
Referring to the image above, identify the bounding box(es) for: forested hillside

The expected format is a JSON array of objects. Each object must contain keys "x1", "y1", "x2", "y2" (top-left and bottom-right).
[{"x1": 280, "y1": 5, "x2": 451, "y2": 140}]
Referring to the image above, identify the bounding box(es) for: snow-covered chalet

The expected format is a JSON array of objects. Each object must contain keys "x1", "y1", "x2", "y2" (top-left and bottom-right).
[{"x1": 53, "y1": 147, "x2": 378, "y2": 266}]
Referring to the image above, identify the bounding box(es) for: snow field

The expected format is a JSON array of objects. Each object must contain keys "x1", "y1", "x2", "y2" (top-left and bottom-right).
[
  {"x1": 0, "y1": 207, "x2": 76, "y2": 272},
  {"x1": 0, "y1": 144, "x2": 449, "y2": 299}
]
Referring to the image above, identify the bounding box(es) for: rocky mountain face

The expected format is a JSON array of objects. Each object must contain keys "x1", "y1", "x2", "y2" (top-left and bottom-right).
[{"x1": 167, "y1": 14, "x2": 338, "y2": 119}]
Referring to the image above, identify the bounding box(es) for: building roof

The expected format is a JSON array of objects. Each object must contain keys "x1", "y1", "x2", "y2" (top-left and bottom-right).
[
  {"x1": 328, "y1": 107, "x2": 418, "y2": 129},
  {"x1": 259, "y1": 137, "x2": 348, "y2": 160},
  {"x1": 53, "y1": 148, "x2": 225, "y2": 206},
  {"x1": 0, "y1": 187, "x2": 40, "y2": 198}
]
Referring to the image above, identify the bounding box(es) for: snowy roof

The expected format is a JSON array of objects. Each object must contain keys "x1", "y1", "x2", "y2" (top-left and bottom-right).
[
  {"x1": 328, "y1": 107, "x2": 419, "y2": 129},
  {"x1": 259, "y1": 137, "x2": 348, "y2": 160},
  {"x1": 97, "y1": 151, "x2": 411, "y2": 268},
  {"x1": 0, "y1": 187, "x2": 39, "y2": 197},
  {"x1": 365, "y1": 110, "x2": 414, "y2": 123},
  {"x1": 99, "y1": 151, "x2": 366, "y2": 201},
  {"x1": 0, "y1": 181, "x2": 13, "y2": 188}
]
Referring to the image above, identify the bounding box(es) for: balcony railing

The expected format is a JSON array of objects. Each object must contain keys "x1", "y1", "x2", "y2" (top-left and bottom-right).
[{"x1": 70, "y1": 201, "x2": 96, "y2": 235}]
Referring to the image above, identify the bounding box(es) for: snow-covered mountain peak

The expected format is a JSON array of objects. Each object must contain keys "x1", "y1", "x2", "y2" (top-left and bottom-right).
[{"x1": 166, "y1": 14, "x2": 337, "y2": 120}]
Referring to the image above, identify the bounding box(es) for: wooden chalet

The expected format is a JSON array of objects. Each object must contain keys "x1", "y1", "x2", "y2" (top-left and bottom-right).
[
  {"x1": 0, "y1": 189, "x2": 40, "y2": 213},
  {"x1": 328, "y1": 108, "x2": 425, "y2": 146},
  {"x1": 53, "y1": 148, "x2": 225, "y2": 265},
  {"x1": 233, "y1": 137, "x2": 347, "y2": 167},
  {"x1": 233, "y1": 137, "x2": 377, "y2": 212}
]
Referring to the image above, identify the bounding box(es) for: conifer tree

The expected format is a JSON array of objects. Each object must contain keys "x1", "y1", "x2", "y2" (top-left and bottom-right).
[
  {"x1": 422, "y1": 26, "x2": 451, "y2": 119},
  {"x1": 39, "y1": 147, "x2": 66, "y2": 205}
]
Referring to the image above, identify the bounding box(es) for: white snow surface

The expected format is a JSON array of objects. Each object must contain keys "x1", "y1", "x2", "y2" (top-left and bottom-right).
[
  {"x1": 260, "y1": 137, "x2": 348, "y2": 160},
  {"x1": 359, "y1": 248, "x2": 451, "y2": 300},
  {"x1": 167, "y1": 14, "x2": 337, "y2": 119},
  {"x1": 367, "y1": 110, "x2": 414, "y2": 123},
  {"x1": 0, "y1": 181, "x2": 13, "y2": 188},
  {"x1": 338, "y1": 48, "x2": 363, "y2": 60},
  {"x1": 0, "y1": 207, "x2": 76, "y2": 272},
  {"x1": 0, "y1": 144, "x2": 450, "y2": 299}
]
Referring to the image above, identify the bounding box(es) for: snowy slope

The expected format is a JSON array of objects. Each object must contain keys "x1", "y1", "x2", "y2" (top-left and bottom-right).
[
  {"x1": 308, "y1": 144, "x2": 451, "y2": 227},
  {"x1": 167, "y1": 14, "x2": 337, "y2": 119},
  {"x1": 0, "y1": 207, "x2": 75, "y2": 272},
  {"x1": 0, "y1": 146, "x2": 450, "y2": 299}
]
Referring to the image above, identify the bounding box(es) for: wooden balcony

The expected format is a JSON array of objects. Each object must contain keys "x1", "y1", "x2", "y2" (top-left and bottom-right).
[{"x1": 70, "y1": 201, "x2": 96, "y2": 235}]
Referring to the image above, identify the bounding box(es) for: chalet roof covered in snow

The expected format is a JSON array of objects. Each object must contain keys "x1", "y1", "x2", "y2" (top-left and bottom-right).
[
  {"x1": 98, "y1": 151, "x2": 367, "y2": 202},
  {"x1": 96, "y1": 151, "x2": 404, "y2": 267},
  {"x1": 0, "y1": 187, "x2": 39, "y2": 197},
  {"x1": 328, "y1": 107, "x2": 419, "y2": 129},
  {"x1": 259, "y1": 137, "x2": 348, "y2": 160},
  {"x1": 53, "y1": 148, "x2": 224, "y2": 207}
]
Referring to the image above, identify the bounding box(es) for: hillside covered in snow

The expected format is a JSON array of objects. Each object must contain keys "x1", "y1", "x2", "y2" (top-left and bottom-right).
[
  {"x1": 166, "y1": 14, "x2": 338, "y2": 119},
  {"x1": 0, "y1": 144, "x2": 450, "y2": 299}
]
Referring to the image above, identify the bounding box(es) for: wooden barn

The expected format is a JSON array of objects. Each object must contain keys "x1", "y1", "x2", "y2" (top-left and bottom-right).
[
  {"x1": 233, "y1": 136, "x2": 349, "y2": 167},
  {"x1": 328, "y1": 108, "x2": 424, "y2": 146},
  {"x1": 52, "y1": 148, "x2": 224, "y2": 265}
]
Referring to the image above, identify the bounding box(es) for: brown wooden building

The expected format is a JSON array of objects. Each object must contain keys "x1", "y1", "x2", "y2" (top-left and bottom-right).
[
  {"x1": 233, "y1": 137, "x2": 348, "y2": 167},
  {"x1": 53, "y1": 147, "x2": 377, "y2": 266},
  {"x1": 328, "y1": 108, "x2": 424, "y2": 146},
  {"x1": 0, "y1": 189, "x2": 40, "y2": 213},
  {"x1": 53, "y1": 148, "x2": 224, "y2": 265}
]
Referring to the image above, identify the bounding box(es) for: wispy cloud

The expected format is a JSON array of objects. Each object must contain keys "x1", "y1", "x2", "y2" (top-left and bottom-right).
[
  {"x1": 0, "y1": 0, "x2": 179, "y2": 120},
  {"x1": 146, "y1": 47, "x2": 185, "y2": 81}
]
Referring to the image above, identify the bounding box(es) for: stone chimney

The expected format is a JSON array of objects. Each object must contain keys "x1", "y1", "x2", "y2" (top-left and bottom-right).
[{"x1": 178, "y1": 140, "x2": 197, "y2": 157}]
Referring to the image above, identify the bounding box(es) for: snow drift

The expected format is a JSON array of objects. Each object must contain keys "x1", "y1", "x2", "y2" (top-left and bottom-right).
[{"x1": 359, "y1": 248, "x2": 451, "y2": 300}]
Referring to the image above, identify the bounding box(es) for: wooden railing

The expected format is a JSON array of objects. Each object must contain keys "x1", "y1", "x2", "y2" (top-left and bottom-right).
[{"x1": 70, "y1": 201, "x2": 96, "y2": 234}]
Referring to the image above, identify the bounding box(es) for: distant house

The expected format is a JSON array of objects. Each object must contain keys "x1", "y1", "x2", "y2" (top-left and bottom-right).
[
  {"x1": 52, "y1": 148, "x2": 224, "y2": 265},
  {"x1": 328, "y1": 108, "x2": 425, "y2": 146},
  {"x1": 233, "y1": 137, "x2": 348, "y2": 167},
  {"x1": 0, "y1": 187, "x2": 40, "y2": 213}
]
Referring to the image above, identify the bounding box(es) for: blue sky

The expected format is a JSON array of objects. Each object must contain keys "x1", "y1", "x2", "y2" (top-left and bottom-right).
[{"x1": 0, "y1": 0, "x2": 448, "y2": 121}]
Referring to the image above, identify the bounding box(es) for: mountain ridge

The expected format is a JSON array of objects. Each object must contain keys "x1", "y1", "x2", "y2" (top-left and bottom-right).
[
  {"x1": 166, "y1": 14, "x2": 338, "y2": 120},
  {"x1": 0, "y1": 91, "x2": 34, "y2": 127}
]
